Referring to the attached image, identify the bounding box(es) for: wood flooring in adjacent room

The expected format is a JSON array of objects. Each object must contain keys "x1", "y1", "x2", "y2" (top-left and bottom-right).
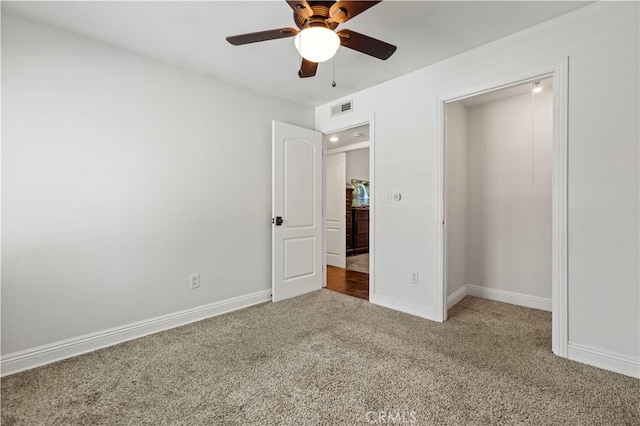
[{"x1": 326, "y1": 266, "x2": 369, "y2": 300}]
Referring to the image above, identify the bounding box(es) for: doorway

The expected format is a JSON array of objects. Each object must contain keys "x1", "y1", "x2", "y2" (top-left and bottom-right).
[
  {"x1": 438, "y1": 59, "x2": 569, "y2": 357},
  {"x1": 445, "y1": 77, "x2": 553, "y2": 314},
  {"x1": 324, "y1": 123, "x2": 371, "y2": 300}
]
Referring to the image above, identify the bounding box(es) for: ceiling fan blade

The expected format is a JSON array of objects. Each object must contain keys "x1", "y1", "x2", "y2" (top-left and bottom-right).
[
  {"x1": 226, "y1": 28, "x2": 298, "y2": 46},
  {"x1": 337, "y1": 29, "x2": 396, "y2": 60},
  {"x1": 298, "y1": 58, "x2": 318, "y2": 78},
  {"x1": 329, "y1": 1, "x2": 381, "y2": 24},
  {"x1": 286, "y1": 0, "x2": 314, "y2": 19}
]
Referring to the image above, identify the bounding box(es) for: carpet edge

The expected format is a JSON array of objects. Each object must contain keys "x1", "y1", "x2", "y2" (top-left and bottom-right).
[{"x1": 1, "y1": 289, "x2": 272, "y2": 377}]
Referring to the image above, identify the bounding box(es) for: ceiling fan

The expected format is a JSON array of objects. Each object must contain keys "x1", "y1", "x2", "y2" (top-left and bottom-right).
[{"x1": 226, "y1": 1, "x2": 396, "y2": 78}]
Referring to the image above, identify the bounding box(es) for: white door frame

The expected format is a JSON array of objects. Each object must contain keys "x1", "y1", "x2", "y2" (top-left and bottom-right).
[
  {"x1": 436, "y1": 58, "x2": 569, "y2": 357},
  {"x1": 318, "y1": 114, "x2": 375, "y2": 296}
]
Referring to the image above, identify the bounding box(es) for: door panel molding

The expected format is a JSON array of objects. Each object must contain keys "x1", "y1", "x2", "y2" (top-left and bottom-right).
[
  {"x1": 272, "y1": 121, "x2": 323, "y2": 302},
  {"x1": 325, "y1": 152, "x2": 346, "y2": 267}
]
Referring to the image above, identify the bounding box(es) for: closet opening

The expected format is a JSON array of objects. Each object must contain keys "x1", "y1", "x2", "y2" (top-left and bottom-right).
[{"x1": 444, "y1": 77, "x2": 554, "y2": 319}]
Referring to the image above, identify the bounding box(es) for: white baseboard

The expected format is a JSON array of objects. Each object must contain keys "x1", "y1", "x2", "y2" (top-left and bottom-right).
[
  {"x1": 568, "y1": 342, "x2": 640, "y2": 379},
  {"x1": 466, "y1": 284, "x2": 551, "y2": 312},
  {"x1": 446, "y1": 284, "x2": 551, "y2": 312},
  {"x1": 447, "y1": 286, "x2": 468, "y2": 309},
  {"x1": 1, "y1": 289, "x2": 272, "y2": 377},
  {"x1": 370, "y1": 293, "x2": 435, "y2": 321}
]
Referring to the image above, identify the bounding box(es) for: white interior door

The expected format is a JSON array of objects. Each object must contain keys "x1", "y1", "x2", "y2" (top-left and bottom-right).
[
  {"x1": 272, "y1": 121, "x2": 323, "y2": 302},
  {"x1": 325, "y1": 152, "x2": 346, "y2": 268}
]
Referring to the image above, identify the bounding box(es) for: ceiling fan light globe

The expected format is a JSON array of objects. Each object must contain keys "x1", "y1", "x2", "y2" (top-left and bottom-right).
[{"x1": 294, "y1": 27, "x2": 340, "y2": 63}]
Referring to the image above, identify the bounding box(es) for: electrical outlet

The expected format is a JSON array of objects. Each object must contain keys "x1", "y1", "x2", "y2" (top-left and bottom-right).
[
  {"x1": 190, "y1": 274, "x2": 200, "y2": 289},
  {"x1": 410, "y1": 271, "x2": 419, "y2": 284}
]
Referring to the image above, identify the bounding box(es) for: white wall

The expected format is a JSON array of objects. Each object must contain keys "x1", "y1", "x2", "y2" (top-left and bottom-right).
[
  {"x1": 346, "y1": 148, "x2": 370, "y2": 184},
  {"x1": 466, "y1": 90, "x2": 553, "y2": 299},
  {"x1": 315, "y1": 2, "x2": 639, "y2": 371},
  {"x1": 445, "y1": 102, "x2": 467, "y2": 298},
  {"x1": 1, "y1": 12, "x2": 314, "y2": 356}
]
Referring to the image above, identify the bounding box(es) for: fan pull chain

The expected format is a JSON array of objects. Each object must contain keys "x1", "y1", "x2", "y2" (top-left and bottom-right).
[
  {"x1": 531, "y1": 85, "x2": 535, "y2": 186},
  {"x1": 331, "y1": 57, "x2": 337, "y2": 87}
]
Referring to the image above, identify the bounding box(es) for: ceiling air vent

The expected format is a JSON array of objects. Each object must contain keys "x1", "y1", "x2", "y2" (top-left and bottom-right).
[{"x1": 330, "y1": 100, "x2": 353, "y2": 117}]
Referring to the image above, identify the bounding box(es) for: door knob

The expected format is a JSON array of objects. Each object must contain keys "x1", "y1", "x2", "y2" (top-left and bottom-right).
[{"x1": 273, "y1": 216, "x2": 284, "y2": 226}]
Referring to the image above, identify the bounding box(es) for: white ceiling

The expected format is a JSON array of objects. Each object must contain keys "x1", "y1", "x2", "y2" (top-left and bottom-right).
[
  {"x1": 324, "y1": 123, "x2": 370, "y2": 149},
  {"x1": 2, "y1": 1, "x2": 591, "y2": 107}
]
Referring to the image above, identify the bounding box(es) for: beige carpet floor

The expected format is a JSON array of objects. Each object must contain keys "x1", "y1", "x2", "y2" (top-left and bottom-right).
[
  {"x1": 346, "y1": 253, "x2": 369, "y2": 273},
  {"x1": 2, "y1": 291, "x2": 638, "y2": 425}
]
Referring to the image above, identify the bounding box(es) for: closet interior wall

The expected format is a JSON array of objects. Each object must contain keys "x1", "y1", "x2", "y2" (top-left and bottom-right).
[{"x1": 446, "y1": 85, "x2": 553, "y2": 307}]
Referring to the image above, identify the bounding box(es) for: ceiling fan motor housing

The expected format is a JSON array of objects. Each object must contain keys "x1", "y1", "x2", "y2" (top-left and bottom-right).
[{"x1": 293, "y1": 3, "x2": 339, "y2": 31}]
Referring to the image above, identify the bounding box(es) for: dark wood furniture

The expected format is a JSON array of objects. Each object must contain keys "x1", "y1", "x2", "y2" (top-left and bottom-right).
[
  {"x1": 346, "y1": 187, "x2": 369, "y2": 256},
  {"x1": 352, "y1": 207, "x2": 369, "y2": 255},
  {"x1": 346, "y1": 187, "x2": 354, "y2": 256}
]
